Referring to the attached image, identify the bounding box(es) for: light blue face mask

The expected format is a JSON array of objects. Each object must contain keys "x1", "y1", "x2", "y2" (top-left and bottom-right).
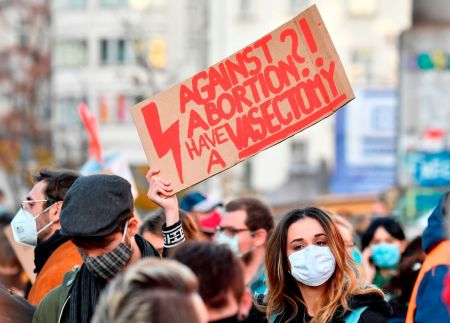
[
  {"x1": 352, "y1": 247, "x2": 363, "y2": 265},
  {"x1": 215, "y1": 232, "x2": 242, "y2": 257},
  {"x1": 371, "y1": 243, "x2": 400, "y2": 269}
]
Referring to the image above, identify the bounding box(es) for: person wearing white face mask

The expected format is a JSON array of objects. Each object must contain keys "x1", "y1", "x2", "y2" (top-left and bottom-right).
[
  {"x1": 13, "y1": 200, "x2": 56, "y2": 246},
  {"x1": 11, "y1": 169, "x2": 80, "y2": 247},
  {"x1": 264, "y1": 207, "x2": 392, "y2": 323},
  {"x1": 10, "y1": 168, "x2": 82, "y2": 305}
]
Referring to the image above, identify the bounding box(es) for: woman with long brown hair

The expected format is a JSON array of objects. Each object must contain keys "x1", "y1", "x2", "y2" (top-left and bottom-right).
[{"x1": 265, "y1": 207, "x2": 391, "y2": 323}]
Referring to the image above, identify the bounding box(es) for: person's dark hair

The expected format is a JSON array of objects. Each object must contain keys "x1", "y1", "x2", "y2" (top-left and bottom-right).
[
  {"x1": 361, "y1": 217, "x2": 406, "y2": 250},
  {"x1": 0, "y1": 229, "x2": 25, "y2": 291},
  {"x1": 0, "y1": 229, "x2": 21, "y2": 270},
  {"x1": 384, "y1": 236, "x2": 425, "y2": 311},
  {"x1": 92, "y1": 258, "x2": 200, "y2": 323},
  {"x1": 225, "y1": 197, "x2": 274, "y2": 233},
  {"x1": 32, "y1": 168, "x2": 80, "y2": 208},
  {"x1": 0, "y1": 214, "x2": 12, "y2": 226},
  {"x1": 171, "y1": 241, "x2": 245, "y2": 309},
  {"x1": 139, "y1": 208, "x2": 200, "y2": 240},
  {"x1": 139, "y1": 209, "x2": 165, "y2": 235},
  {"x1": 443, "y1": 191, "x2": 449, "y2": 217}
]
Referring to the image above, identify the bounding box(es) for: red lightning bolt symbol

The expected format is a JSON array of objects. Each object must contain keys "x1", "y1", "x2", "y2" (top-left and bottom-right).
[{"x1": 141, "y1": 102, "x2": 184, "y2": 184}]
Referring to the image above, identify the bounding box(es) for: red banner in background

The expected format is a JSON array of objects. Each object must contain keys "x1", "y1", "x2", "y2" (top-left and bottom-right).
[{"x1": 78, "y1": 103, "x2": 103, "y2": 163}]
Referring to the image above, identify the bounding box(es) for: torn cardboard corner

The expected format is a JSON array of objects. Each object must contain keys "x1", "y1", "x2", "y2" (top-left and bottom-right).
[{"x1": 131, "y1": 5, "x2": 354, "y2": 193}]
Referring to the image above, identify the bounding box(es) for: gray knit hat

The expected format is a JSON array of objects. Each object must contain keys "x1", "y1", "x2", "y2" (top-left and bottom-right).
[{"x1": 60, "y1": 174, "x2": 133, "y2": 237}]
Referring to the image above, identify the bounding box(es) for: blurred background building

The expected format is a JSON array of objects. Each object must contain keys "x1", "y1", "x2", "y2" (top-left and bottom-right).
[
  {"x1": 51, "y1": 0, "x2": 208, "y2": 166},
  {"x1": 1, "y1": 0, "x2": 449, "y2": 220},
  {"x1": 396, "y1": 0, "x2": 450, "y2": 222},
  {"x1": 206, "y1": 0, "x2": 411, "y2": 208}
]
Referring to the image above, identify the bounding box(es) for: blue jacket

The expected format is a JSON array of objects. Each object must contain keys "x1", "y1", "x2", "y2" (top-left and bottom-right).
[{"x1": 415, "y1": 193, "x2": 450, "y2": 323}]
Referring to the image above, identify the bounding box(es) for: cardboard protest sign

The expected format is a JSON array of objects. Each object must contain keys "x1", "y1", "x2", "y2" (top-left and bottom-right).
[
  {"x1": 131, "y1": 5, "x2": 354, "y2": 193},
  {"x1": 4, "y1": 226, "x2": 36, "y2": 283}
]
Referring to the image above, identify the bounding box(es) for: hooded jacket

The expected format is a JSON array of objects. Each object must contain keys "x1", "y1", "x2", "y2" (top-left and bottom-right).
[
  {"x1": 407, "y1": 193, "x2": 450, "y2": 323},
  {"x1": 272, "y1": 292, "x2": 392, "y2": 323}
]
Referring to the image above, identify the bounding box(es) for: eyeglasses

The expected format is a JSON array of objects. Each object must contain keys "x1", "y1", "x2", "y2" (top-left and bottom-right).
[
  {"x1": 216, "y1": 226, "x2": 250, "y2": 237},
  {"x1": 20, "y1": 199, "x2": 55, "y2": 210}
]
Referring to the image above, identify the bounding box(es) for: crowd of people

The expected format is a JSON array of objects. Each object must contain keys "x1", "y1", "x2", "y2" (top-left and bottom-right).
[{"x1": 0, "y1": 168, "x2": 449, "y2": 323}]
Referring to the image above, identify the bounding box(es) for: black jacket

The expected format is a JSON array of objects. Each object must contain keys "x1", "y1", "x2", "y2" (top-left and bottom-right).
[{"x1": 270, "y1": 292, "x2": 392, "y2": 323}]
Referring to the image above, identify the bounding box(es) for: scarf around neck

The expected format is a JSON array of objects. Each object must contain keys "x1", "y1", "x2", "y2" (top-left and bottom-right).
[
  {"x1": 34, "y1": 230, "x2": 68, "y2": 274},
  {"x1": 68, "y1": 234, "x2": 157, "y2": 323}
]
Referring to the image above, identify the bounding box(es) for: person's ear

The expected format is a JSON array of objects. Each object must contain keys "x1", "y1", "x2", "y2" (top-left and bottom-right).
[
  {"x1": 237, "y1": 288, "x2": 253, "y2": 321},
  {"x1": 48, "y1": 201, "x2": 63, "y2": 223},
  {"x1": 127, "y1": 216, "x2": 139, "y2": 235},
  {"x1": 252, "y1": 229, "x2": 268, "y2": 248},
  {"x1": 134, "y1": 208, "x2": 142, "y2": 227}
]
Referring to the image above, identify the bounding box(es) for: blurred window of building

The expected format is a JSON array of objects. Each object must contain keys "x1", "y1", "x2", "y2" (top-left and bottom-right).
[
  {"x1": 55, "y1": 0, "x2": 87, "y2": 9},
  {"x1": 129, "y1": 0, "x2": 149, "y2": 10},
  {"x1": 116, "y1": 95, "x2": 143, "y2": 123},
  {"x1": 117, "y1": 94, "x2": 127, "y2": 123},
  {"x1": 129, "y1": 0, "x2": 165, "y2": 11},
  {"x1": 98, "y1": 0, "x2": 128, "y2": 7},
  {"x1": 290, "y1": 0, "x2": 310, "y2": 15},
  {"x1": 100, "y1": 40, "x2": 111, "y2": 64},
  {"x1": 291, "y1": 140, "x2": 308, "y2": 163},
  {"x1": 58, "y1": 97, "x2": 84, "y2": 126},
  {"x1": 95, "y1": 95, "x2": 140, "y2": 124},
  {"x1": 150, "y1": 0, "x2": 166, "y2": 10},
  {"x1": 100, "y1": 39, "x2": 133, "y2": 65},
  {"x1": 118, "y1": 39, "x2": 127, "y2": 63},
  {"x1": 239, "y1": 0, "x2": 254, "y2": 20},
  {"x1": 54, "y1": 40, "x2": 88, "y2": 67},
  {"x1": 348, "y1": 0, "x2": 378, "y2": 17},
  {"x1": 99, "y1": 95, "x2": 109, "y2": 123},
  {"x1": 350, "y1": 48, "x2": 374, "y2": 86}
]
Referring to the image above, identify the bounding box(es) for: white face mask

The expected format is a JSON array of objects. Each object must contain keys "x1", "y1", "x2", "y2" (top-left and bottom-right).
[
  {"x1": 288, "y1": 245, "x2": 336, "y2": 286},
  {"x1": 11, "y1": 206, "x2": 54, "y2": 247},
  {"x1": 215, "y1": 232, "x2": 242, "y2": 257}
]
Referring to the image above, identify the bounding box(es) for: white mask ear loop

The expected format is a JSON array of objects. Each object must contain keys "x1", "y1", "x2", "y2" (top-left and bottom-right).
[
  {"x1": 33, "y1": 204, "x2": 53, "y2": 220},
  {"x1": 37, "y1": 220, "x2": 54, "y2": 235},
  {"x1": 121, "y1": 220, "x2": 129, "y2": 244},
  {"x1": 35, "y1": 204, "x2": 55, "y2": 236}
]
